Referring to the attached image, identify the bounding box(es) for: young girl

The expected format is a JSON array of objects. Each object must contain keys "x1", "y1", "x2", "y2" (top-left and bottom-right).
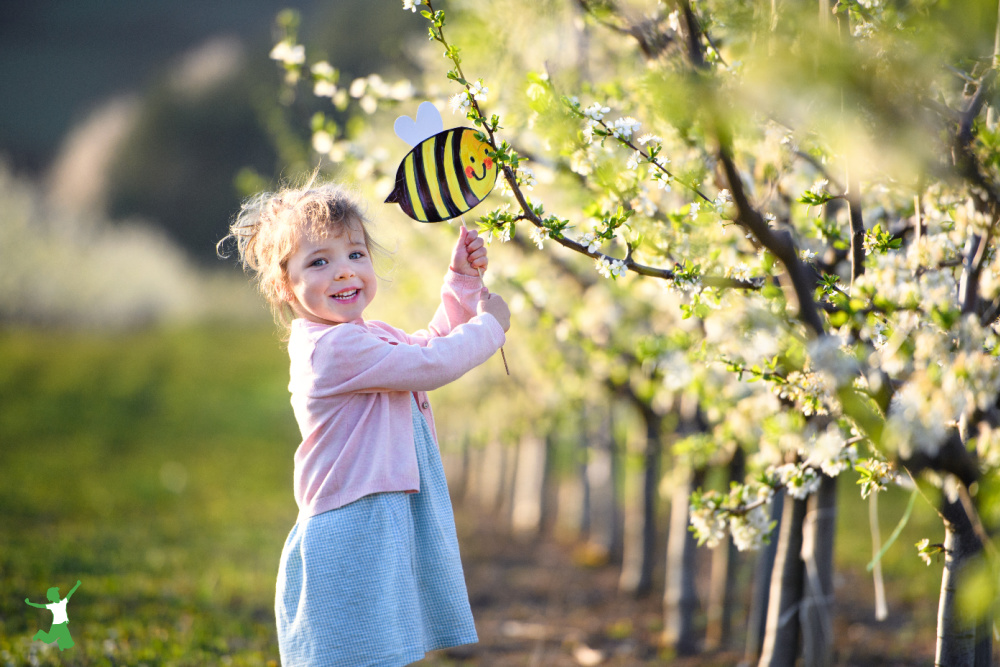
[{"x1": 221, "y1": 181, "x2": 509, "y2": 666}]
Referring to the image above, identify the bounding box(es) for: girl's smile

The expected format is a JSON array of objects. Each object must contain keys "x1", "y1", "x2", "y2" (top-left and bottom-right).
[{"x1": 284, "y1": 227, "x2": 377, "y2": 325}]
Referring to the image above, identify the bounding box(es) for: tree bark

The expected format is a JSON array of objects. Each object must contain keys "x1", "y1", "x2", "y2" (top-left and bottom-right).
[
  {"x1": 585, "y1": 406, "x2": 622, "y2": 563},
  {"x1": 539, "y1": 434, "x2": 558, "y2": 538},
  {"x1": 800, "y1": 475, "x2": 837, "y2": 667},
  {"x1": 758, "y1": 492, "x2": 808, "y2": 667},
  {"x1": 663, "y1": 465, "x2": 707, "y2": 655},
  {"x1": 705, "y1": 447, "x2": 746, "y2": 651},
  {"x1": 745, "y1": 488, "x2": 785, "y2": 663},
  {"x1": 511, "y1": 433, "x2": 547, "y2": 536},
  {"x1": 935, "y1": 492, "x2": 985, "y2": 667},
  {"x1": 620, "y1": 401, "x2": 663, "y2": 597}
]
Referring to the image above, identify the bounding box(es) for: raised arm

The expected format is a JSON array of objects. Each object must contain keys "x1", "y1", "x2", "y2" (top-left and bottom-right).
[
  {"x1": 418, "y1": 225, "x2": 490, "y2": 340},
  {"x1": 302, "y1": 314, "x2": 506, "y2": 395},
  {"x1": 66, "y1": 580, "x2": 82, "y2": 600}
]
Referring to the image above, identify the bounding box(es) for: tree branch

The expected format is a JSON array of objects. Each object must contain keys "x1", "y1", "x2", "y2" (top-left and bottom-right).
[{"x1": 717, "y1": 145, "x2": 827, "y2": 337}]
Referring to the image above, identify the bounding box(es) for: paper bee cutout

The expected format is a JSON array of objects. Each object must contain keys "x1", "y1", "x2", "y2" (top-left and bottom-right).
[{"x1": 385, "y1": 101, "x2": 498, "y2": 222}]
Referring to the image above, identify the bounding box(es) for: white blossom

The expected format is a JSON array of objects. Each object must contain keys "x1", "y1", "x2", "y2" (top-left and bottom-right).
[
  {"x1": 449, "y1": 91, "x2": 471, "y2": 114},
  {"x1": 626, "y1": 151, "x2": 642, "y2": 170},
  {"x1": 810, "y1": 178, "x2": 830, "y2": 195},
  {"x1": 469, "y1": 80, "x2": 489, "y2": 102},
  {"x1": 583, "y1": 103, "x2": 610, "y2": 121},
  {"x1": 484, "y1": 225, "x2": 511, "y2": 245},
  {"x1": 637, "y1": 133, "x2": 662, "y2": 145},
  {"x1": 349, "y1": 77, "x2": 368, "y2": 98},
  {"x1": 803, "y1": 424, "x2": 857, "y2": 477},
  {"x1": 580, "y1": 232, "x2": 601, "y2": 253},
  {"x1": 915, "y1": 538, "x2": 933, "y2": 566},
  {"x1": 690, "y1": 504, "x2": 727, "y2": 548},
  {"x1": 611, "y1": 116, "x2": 641, "y2": 140},
  {"x1": 314, "y1": 80, "x2": 336, "y2": 98},
  {"x1": 387, "y1": 80, "x2": 415, "y2": 101},
  {"x1": 269, "y1": 41, "x2": 305, "y2": 66},
  {"x1": 311, "y1": 61, "x2": 335, "y2": 77},
  {"x1": 596, "y1": 256, "x2": 627, "y2": 279},
  {"x1": 728, "y1": 262, "x2": 751, "y2": 282},
  {"x1": 776, "y1": 463, "x2": 822, "y2": 499},
  {"x1": 312, "y1": 130, "x2": 334, "y2": 155},
  {"x1": 517, "y1": 167, "x2": 537, "y2": 190},
  {"x1": 402, "y1": 0, "x2": 424, "y2": 11},
  {"x1": 530, "y1": 225, "x2": 549, "y2": 249},
  {"x1": 730, "y1": 504, "x2": 773, "y2": 551},
  {"x1": 885, "y1": 375, "x2": 964, "y2": 458},
  {"x1": 651, "y1": 171, "x2": 673, "y2": 191}
]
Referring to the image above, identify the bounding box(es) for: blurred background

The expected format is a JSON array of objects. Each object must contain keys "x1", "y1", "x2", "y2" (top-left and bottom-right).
[{"x1": 0, "y1": 0, "x2": 430, "y2": 327}]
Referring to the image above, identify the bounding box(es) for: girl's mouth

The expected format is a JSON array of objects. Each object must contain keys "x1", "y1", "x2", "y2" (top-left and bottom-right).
[{"x1": 332, "y1": 289, "x2": 359, "y2": 301}]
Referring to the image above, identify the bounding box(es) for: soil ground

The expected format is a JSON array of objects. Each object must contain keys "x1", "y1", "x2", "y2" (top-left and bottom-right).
[{"x1": 423, "y1": 507, "x2": 945, "y2": 666}]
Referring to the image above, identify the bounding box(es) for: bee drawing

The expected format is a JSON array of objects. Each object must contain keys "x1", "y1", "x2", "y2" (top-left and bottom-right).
[{"x1": 385, "y1": 101, "x2": 498, "y2": 223}]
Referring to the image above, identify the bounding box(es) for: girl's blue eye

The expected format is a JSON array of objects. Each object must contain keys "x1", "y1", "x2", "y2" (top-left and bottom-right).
[
  {"x1": 310, "y1": 258, "x2": 327, "y2": 267},
  {"x1": 349, "y1": 251, "x2": 365, "y2": 260}
]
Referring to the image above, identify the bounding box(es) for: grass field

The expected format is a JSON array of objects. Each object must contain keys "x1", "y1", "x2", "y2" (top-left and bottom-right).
[
  {"x1": 0, "y1": 325, "x2": 948, "y2": 665},
  {"x1": 1, "y1": 326, "x2": 298, "y2": 666}
]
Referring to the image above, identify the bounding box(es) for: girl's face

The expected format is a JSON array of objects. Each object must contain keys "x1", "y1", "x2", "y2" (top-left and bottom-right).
[{"x1": 283, "y1": 224, "x2": 377, "y2": 326}]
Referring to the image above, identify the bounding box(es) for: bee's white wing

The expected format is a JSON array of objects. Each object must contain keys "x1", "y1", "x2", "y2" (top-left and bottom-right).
[{"x1": 394, "y1": 101, "x2": 444, "y2": 147}]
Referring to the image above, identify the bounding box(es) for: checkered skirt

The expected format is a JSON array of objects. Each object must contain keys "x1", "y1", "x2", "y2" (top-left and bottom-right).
[{"x1": 275, "y1": 396, "x2": 478, "y2": 666}]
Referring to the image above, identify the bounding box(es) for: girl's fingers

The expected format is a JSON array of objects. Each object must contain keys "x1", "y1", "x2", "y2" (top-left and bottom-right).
[{"x1": 465, "y1": 237, "x2": 484, "y2": 255}]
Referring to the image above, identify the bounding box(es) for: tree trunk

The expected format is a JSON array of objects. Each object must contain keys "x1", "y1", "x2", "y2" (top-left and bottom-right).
[
  {"x1": 758, "y1": 492, "x2": 808, "y2": 667},
  {"x1": 512, "y1": 433, "x2": 547, "y2": 536},
  {"x1": 479, "y1": 437, "x2": 507, "y2": 514},
  {"x1": 463, "y1": 437, "x2": 483, "y2": 508},
  {"x1": 584, "y1": 406, "x2": 623, "y2": 563},
  {"x1": 500, "y1": 436, "x2": 519, "y2": 528},
  {"x1": 663, "y1": 465, "x2": 707, "y2": 655},
  {"x1": 578, "y1": 419, "x2": 592, "y2": 539},
  {"x1": 800, "y1": 474, "x2": 837, "y2": 667},
  {"x1": 705, "y1": 447, "x2": 746, "y2": 651},
  {"x1": 744, "y1": 488, "x2": 785, "y2": 663},
  {"x1": 539, "y1": 434, "x2": 558, "y2": 538},
  {"x1": 620, "y1": 402, "x2": 662, "y2": 597},
  {"x1": 935, "y1": 492, "x2": 986, "y2": 666}
]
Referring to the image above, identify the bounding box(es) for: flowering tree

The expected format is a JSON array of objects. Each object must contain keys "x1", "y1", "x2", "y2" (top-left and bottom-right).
[{"x1": 270, "y1": 0, "x2": 1000, "y2": 663}]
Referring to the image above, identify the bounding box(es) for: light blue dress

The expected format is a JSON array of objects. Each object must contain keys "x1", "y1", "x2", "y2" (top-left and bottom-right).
[{"x1": 275, "y1": 396, "x2": 477, "y2": 667}]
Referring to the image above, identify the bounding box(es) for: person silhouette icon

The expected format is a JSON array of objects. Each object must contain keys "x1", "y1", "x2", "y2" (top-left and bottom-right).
[{"x1": 25, "y1": 580, "x2": 81, "y2": 651}]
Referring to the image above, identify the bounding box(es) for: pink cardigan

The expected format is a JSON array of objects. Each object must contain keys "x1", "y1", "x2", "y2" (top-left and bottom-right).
[{"x1": 286, "y1": 270, "x2": 506, "y2": 520}]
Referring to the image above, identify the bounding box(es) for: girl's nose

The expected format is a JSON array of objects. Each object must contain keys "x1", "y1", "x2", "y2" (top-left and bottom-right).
[{"x1": 334, "y1": 262, "x2": 355, "y2": 279}]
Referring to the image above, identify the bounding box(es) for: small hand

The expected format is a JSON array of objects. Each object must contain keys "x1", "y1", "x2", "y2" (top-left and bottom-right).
[
  {"x1": 450, "y1": 224, "x2": 489, "y2": 276},
  {"x1": 477, "y1": 289, "x2": 511, "y2": 332}
]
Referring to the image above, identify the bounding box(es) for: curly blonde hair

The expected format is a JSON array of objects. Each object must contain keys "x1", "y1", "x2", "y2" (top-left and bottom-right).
[{"x1": 218, "y1": 178, "x2": 387, "y2": 329}]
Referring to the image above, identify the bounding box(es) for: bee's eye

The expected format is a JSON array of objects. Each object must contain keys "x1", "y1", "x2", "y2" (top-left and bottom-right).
[{"x1": 470, "y1": 156, "x2": 476, "y2": 163}]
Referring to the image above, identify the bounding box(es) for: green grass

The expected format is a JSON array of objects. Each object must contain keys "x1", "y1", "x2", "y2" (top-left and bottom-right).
[{"x1": 0, "y1": 325, "x2": 298, "y2": 666}]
